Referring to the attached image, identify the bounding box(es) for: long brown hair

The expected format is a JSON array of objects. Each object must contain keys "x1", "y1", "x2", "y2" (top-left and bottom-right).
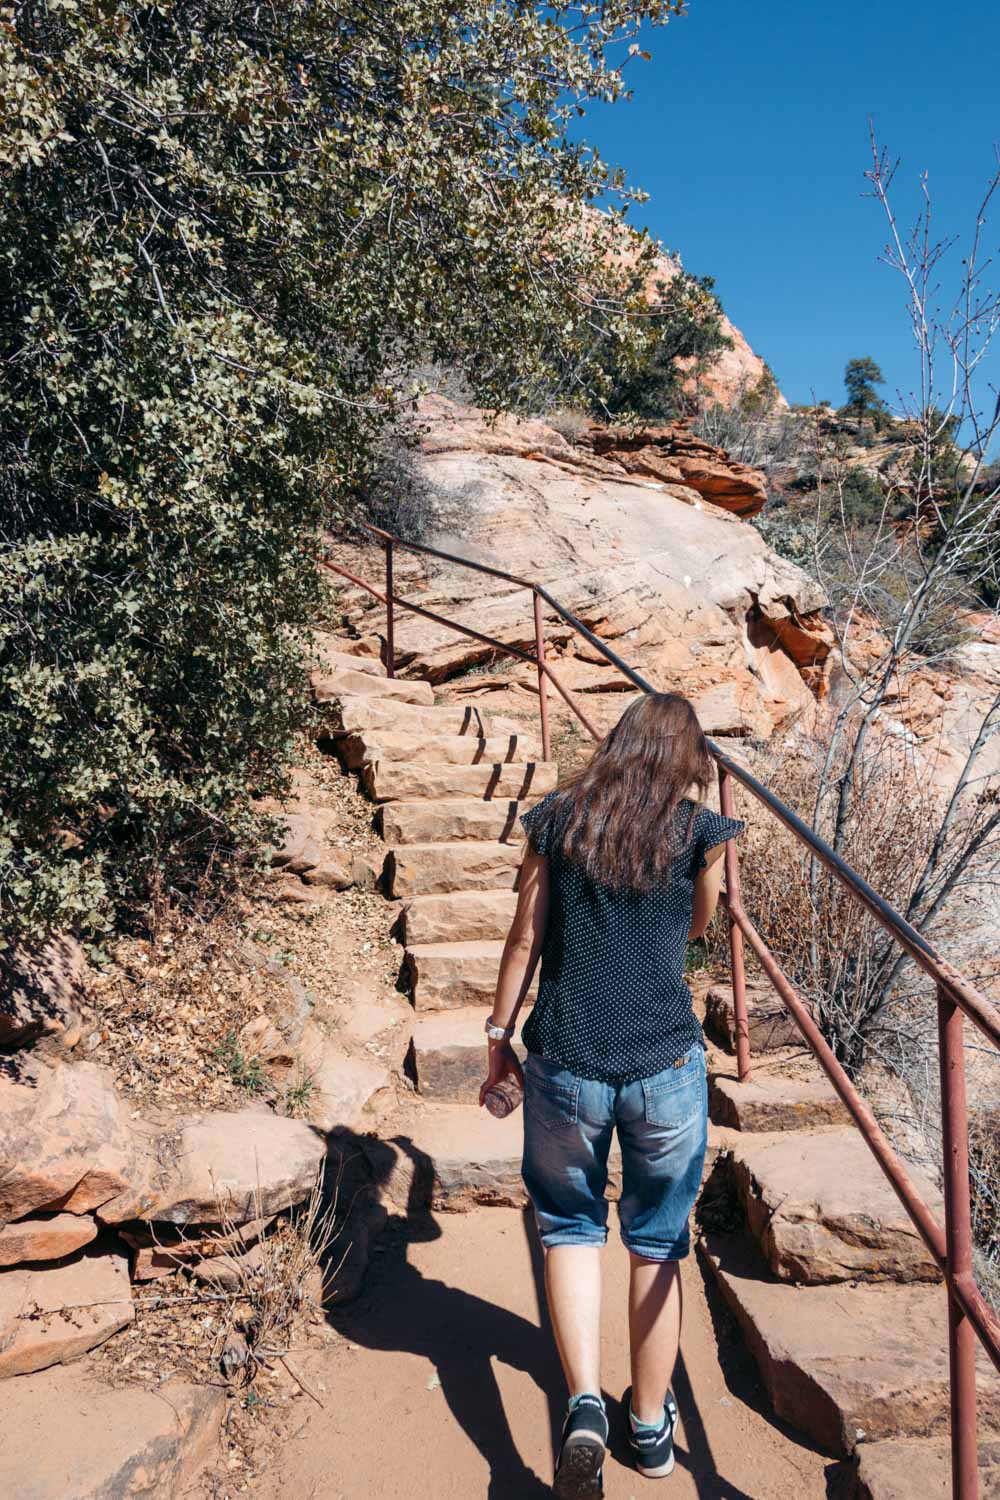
[{"x1": 539, "y1": 693, "x2": 712, "y2": 892}]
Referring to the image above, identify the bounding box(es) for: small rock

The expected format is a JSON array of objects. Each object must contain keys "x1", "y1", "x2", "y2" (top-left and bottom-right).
[
  {"x1": 0, "y1": 1058, "x2": 141, "y2": 1224},
  {"x1": 0, "y1": 1241, "x2": 134, "y2": 1379},
  {"x1": 0, "y1": 1212, "x2": 98, "y2": 1268}
]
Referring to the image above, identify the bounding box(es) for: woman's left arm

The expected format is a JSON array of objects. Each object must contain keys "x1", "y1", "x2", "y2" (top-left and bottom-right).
[{"x1": 479, "y1": 847, "x2": 550, "y2": 1107}]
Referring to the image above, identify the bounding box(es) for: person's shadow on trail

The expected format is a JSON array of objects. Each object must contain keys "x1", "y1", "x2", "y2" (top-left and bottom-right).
[
  {"x1": 317, "y1": 1130, "x2": 775, "y2": 1500},
  {"x1": 319, "y1": 1132, "x2": 564, "y2": 1499}
]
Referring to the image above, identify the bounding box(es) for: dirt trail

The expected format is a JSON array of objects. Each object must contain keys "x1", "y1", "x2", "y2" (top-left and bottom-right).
[{"x1": 249, "y1": 1204, "x2": 831, "y2": 1500}]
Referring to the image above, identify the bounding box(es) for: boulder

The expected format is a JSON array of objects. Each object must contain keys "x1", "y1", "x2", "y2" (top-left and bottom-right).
[
  {"x1": 584, "y1": 422, "x2": 769, "y2": 517},
  {"x1": 0, "y1": 1241, "x2": 133, "y2": 1378},
  {"x1": 405, "y1": 940, "x2": 533, "y2": 1010},
  {"x1": 379, "y1": 796, "x2": 528, "y2": 846},
  {"x1": 700, "y1": 1233, "x2": 1000, "y2": 1455},
  {"x1": 2, "y1": 1363, "x2": 223, "y2": 1498},
  {"x1": 387, "y1": 840, "x2": 523, "y2": 898},
  {"x1": 0, "y1": 1212, "x2": 98, "y2": 1268},
  {"x1": 402, "y1": 889, "x2": 519, "y2": 945},
  {"x1": 408, "y1": 1007, "x2": 527, "y2": 1103},
  {"x1": 0, "y1": 1058, "x2": 140, "y2": 1224},
  {"x1": 362, "y1": 758, "x2": 557, "y2": 804},
  {"x1": 709, "y1": 1071, "x2": 851, "y2": 1131},
  {"x1": 721, "y1": 1129, "x2": 943, "y2": 1284},
  {"x1": 704, "y1": 982, "x2": 809, "y2": 1054},
  {"x1": 121, "y1": 1215, "x2": 275, "y2": 1281},
  {"x1": 97, "y1": 1108, "x2": 324, "y2": 1227},
  {"x1": 0, "y1": 934, "x2": 90, "y2": 1049}
]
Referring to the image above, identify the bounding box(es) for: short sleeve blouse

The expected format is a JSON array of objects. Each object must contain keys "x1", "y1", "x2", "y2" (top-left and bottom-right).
[{"x1": 519, "y1": 792, "x2": 743, "y2": 1082}]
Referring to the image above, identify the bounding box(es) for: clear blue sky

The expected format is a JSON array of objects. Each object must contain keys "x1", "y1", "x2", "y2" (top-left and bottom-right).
[{"x1": 582, "y1": 0, "x2": 1000, "y2": 411}]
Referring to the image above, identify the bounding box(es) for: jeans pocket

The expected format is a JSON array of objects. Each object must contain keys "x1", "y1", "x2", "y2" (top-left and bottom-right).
[
  {"x1": 525, "y1": 1055, "x2": 580, "y2": 1129},
  {"x1": 640, "y1": 1051, "x2": 705, "y2": 1129}
]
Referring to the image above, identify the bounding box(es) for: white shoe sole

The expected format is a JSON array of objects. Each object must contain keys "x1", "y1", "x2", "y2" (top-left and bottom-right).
[{"x1": 636, "y1": 1450, "x2": 675, "y2": 1479}]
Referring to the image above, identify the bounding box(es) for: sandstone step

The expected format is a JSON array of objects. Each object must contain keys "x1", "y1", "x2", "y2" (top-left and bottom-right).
[
  {"x1": 0, "y1": 1240, "x2": 134, "y2": 1379},
  {"x1": 311, "y1": 668, "x2": 435, "y2": 706},
  {"x1": 699, "y1": 1232, "x2": 1000, "y2": 1457},
  {"x1": 3, "y1": 1364, "x2": 224, "y2": 1499},
  {"x1": 361, "y1": 1103, "x2": 621, "y2": 1212},
  {"x1": 718, "y1": 1127, "x2": 942, "y2": 1285},
  {"x1": 325, "y1": 694, "x2": 527, "y2": 741},
  {"x1": 406, "y1": 940, "x2": 537, "y2": 1009},
  {"x1": 379, "y1": 797, "x2": 528, "y2": 846},
  {"x1": 704, "y1": 982, "x2": 811, "y2": 1054},
  {"x1": 709, "y1": 1070, "x2": 851, "y2": 1131},
  {"x1": 408, "y1": 1007, "x2": 528, "y2": 1102},
  {"x1": 845, "y1": 1436, "x2": 1000, "y2": 1500},
  {"x1": 312, "y1": 643, "x2": 386, "y2": 676},
  {"x1": 362, "y1": 758, "x2": 557, "y2": 804},
  {"x1": 338, "y1": 729, "x2": 541, "y2": 770},
  {"x1": 402, "y1": 889, "x2": 519, "y2": 945},
  {"x1": 387, "y1": 840, "x2": 523, "y2": 899}
]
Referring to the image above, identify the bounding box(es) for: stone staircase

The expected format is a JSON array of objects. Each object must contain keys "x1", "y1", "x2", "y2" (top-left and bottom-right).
[
  {"x1": 701, "y1": 984, "x2": 1000, "y2": 1497},
  {"x1": 315, "y1": 641, "x2": 555, "y2": 1123},
  {"x1": 314, "y1": 632, "x2": 999, "y2": 1497}
]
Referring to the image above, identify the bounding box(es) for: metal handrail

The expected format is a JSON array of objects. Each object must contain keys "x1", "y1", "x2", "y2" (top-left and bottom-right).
[{"x1": 320, "y1": 520, "x2": 1000, "y2": 1499}]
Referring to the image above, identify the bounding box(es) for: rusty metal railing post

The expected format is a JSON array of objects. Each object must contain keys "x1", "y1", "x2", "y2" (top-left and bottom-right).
[
  {"x1": 937, "y1": 985, "x2": 979, "y2": 1500},
  {"x1": 718, "y1": 764, "x2": 751, "y2": 1083},
  {"x1": 384, "y1": 540, "x2": 395, "y2": 678},
  {"x1": 533, "y1": 590, "x2": 552, "y2": 763}
]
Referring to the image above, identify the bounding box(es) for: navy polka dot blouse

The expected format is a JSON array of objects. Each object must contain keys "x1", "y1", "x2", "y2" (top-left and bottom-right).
[{"x1": 520, "y1": 791, "x2": 744, "y2": 1083}]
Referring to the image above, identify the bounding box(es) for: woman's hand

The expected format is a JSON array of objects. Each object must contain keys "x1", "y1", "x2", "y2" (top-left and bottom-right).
[{"x1": 479, "y1": 1039, "x2": 524, "y2": 1108}]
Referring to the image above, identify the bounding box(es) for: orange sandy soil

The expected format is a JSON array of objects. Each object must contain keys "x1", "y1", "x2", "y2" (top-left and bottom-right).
[{"x1": 244, "y1": 1204, "x2": 833, "y2": 1500}]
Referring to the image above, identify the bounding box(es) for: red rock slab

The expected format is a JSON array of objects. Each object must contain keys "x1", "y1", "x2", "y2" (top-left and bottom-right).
[
  {"x1": 704, "y1": 983, "x2": 811, "y2": 1054},
  {"x1": 97, "y1": 1107, "x2": 325, "y2": 1227},
  {"x1": 2, "y1": 1362, "x2": 223, "y2": 1497},
  {"x1": 699, "y1": 1233, "x2": 1000, "y2": 1456},
  {"x1": 845, "y1": 1436, "x2": 1000, "y2": 1499},
  {"x1": 379, "y1": 797, "x2": 528, "y2": 846},
  {"x1": 362, "y1": 757, "x2": 557, "y2": 804},
  {"x1": 0, "y1": 1212, "x2": 98, "y2": 1268},
  {"x1": 406, "y1": 939, "x2": 538, "y2": 1010},
  {"x1": 0, "y1": 1242, "x2": 133, "y2": 1378},
  {"x1": 387, "y1": 839, "x2": 523, "y2": 899},
  {"x1": 363, "y1": 1103, "x2": 623, "y2": 1214},
  {"x1": 0, "y1": 1058, "x2": 140, "y2": 1224},
  {"x1": 709, "y1": 1070, "x2": 851, "y2": 1131},
  {"x1": 408, "y1": 1006, "x2": 529, "y2": 1103},
  {"x1": 723, "y1": 1128, "x2": 942, "y2": 1284},
  {"x1": 402, "y1": 889, "x2": 519, "y2": 944},
  {"x1": 311, "y1": 667, "x2": 434, "y2": 705}
]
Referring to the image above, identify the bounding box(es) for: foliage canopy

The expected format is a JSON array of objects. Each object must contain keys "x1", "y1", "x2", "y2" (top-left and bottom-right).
[{"x1": 0, "y1": 0, "x2": 684, "y2": 943}]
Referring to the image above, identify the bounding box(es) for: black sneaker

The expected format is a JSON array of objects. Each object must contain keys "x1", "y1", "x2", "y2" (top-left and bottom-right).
[
  {"x1": 624, "y1": 1386, "x2": 677, "y2": 1478},
  {"x1": 552, "y1": 1394, "x2": 608, "y2": 1499}
]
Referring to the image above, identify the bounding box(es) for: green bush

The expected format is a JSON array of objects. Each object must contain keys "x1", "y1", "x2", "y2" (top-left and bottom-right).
[{"x1": 1, "y1": 0, "x2": 680, "y2": 944}]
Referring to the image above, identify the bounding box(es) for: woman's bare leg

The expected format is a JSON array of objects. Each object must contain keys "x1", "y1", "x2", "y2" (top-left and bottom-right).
[
  {"x1": 544, "y1": 1245, "x2": 603, "y2": 1397},
  {"x1": 628, "y1": 1254, "x2": 682, "y2": 1421}
]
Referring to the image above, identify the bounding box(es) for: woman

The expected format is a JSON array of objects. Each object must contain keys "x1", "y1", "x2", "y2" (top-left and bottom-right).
[{"x1": 479, "y1": 692, "x2": 742, "y2": 1499}]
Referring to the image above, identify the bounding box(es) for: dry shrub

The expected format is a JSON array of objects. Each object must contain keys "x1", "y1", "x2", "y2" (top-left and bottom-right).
[
  {"x1": 969, "y1": 1104, "x2": 1000, "y2": 1284},
  {"x1": 728, "y1": 733, "x2": 941, "y2": 1074}
]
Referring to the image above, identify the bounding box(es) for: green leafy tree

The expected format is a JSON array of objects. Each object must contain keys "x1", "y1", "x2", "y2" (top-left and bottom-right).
[
  {"x1": 843, "y1": 356, "x2": 887, "y2": 423},
  {"x1": 600, "y1": 271, "x2": 729, "y2": 421},
  {"x1": 0, "y1": 0, "x2": 684, "y2": 944}
]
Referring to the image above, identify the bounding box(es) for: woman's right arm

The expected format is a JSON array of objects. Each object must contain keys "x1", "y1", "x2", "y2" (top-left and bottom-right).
[{"x1": 689, "y1": 842, "x2": 727, "y2": 939}]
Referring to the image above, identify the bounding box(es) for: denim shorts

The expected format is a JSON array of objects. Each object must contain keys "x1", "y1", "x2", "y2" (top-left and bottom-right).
[{"x1": 521, "y1": 1047, "x2": 708, "y2": 1261}]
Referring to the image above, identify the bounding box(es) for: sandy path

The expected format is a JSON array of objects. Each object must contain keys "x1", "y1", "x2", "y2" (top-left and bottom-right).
[{"x1": 250, "y1": 1205, "x2": 832, "y2": 1500}]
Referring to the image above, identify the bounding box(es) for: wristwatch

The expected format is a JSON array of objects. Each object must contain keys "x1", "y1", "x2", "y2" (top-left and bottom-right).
[{"x1": 484, "y1": 1017, "x2": 515, "y2": 1041}]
